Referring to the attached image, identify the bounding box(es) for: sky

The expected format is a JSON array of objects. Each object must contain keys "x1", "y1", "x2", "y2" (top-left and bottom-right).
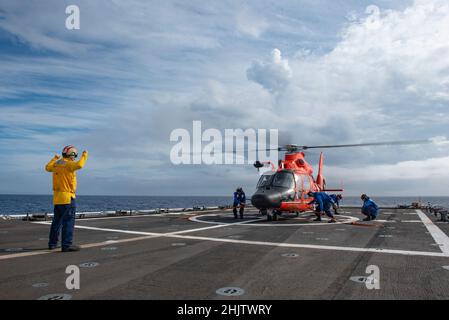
[{"x1": 0, "y1": 0, "x2": 449, "y2": 196}]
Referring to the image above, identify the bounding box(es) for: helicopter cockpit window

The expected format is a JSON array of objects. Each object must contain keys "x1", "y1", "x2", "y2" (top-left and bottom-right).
[
  {"x1": 272, "y1": 172, "x2": 295, "y2": 189},
  {"x1": 257, "y1": 173, "x2": 274, "y2": 188}
]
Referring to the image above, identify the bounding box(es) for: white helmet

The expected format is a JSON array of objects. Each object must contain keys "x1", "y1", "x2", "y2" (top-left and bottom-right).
[{"x1": 62, "y1": 145, "x2": 78, "y2": 159}]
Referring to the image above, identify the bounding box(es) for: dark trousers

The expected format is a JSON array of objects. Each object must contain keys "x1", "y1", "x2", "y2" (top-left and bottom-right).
[
  {"x1": 48, "y1": 198, "x2": 76, "y2": 249},
  {"x1": 315, "y1": 203, "x2": 334, "y2": 218},
  {"x1": 362, "y1": 207, "x2": 378, "y2": 219}
]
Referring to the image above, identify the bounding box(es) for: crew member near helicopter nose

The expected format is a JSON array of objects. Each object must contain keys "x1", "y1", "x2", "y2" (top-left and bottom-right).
[
  {"x1": 329, "y1": 194, "x2": 343, "y2": 215},
  {"x1": 45, "y1": 145, "x2": 88, "y2": 252},
  {"x1": 233, "y1": 187, "x2": 246, "y2": 219},
  {"x1": 307, "y1": 191, "x2": 337, "y2": 223},
  {"x1": 360, "y1": 194, "x2": 379, "y2": 221}
]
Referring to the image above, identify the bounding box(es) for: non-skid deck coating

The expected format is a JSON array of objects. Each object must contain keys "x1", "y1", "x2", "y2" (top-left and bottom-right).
[{"x1": 1, "y1": 208, "x2": 449, "y2": 299}]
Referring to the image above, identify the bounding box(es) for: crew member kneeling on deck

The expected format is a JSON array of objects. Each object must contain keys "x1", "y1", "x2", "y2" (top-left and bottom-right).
[
  {"x1": 45, "y1": 145, "x2": 88, "y2": 252},
  {"x1": 233, "y1": 187, "x2": 246, "y2": 219},
  {"x1": 361, "y1": 194, "x2": 379, "y2": 221},
  {"x1": 308, "y1": 191, "x2": 336, "y2": 223}
]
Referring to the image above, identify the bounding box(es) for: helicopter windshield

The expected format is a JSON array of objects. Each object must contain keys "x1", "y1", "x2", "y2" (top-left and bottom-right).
[
  {"x1": 257, "y1": 173, "x2": 274, "y2": 188},
  {"x1": 271, "y1": 171, "x2": 295, "y2": 188}
]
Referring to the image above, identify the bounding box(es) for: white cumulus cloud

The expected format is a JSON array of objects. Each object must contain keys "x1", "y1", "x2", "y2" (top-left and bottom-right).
[{"x1": 246, "y1": 48, "x2": 293, "y2": 94}]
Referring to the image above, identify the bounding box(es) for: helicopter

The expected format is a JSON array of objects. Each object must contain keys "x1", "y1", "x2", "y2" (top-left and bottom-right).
[{"x1": 250, "y1": 140, "x2": 428, "y2": 221}]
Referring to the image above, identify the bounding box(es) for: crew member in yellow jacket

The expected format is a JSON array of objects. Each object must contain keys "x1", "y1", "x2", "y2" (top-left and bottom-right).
[{"x1": 45, "y1": 145, "x2": 88, "y2": 252}]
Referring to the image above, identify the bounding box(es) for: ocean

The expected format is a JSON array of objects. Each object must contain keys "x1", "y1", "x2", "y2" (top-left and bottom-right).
[{"x1": 0, "y1": 194, "x2": 448, "y2": 216}]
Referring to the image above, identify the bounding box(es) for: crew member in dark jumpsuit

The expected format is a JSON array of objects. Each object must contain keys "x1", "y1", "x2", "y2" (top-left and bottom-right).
[
  {"x1": 307, "y1": 191, "x2": 336, "y2": 223},
  {"x1": 233, "y1": 187, "x2": 246, "y2": 219},
  {"x1": 361, "y1": 194, "x2": 379, "y2": 221}
]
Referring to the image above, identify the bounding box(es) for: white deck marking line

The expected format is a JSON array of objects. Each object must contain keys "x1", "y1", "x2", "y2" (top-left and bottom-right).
[
  {"x1": 1, "y1": 219, "x2": 260, "y2": 261},
  {"x1": 416, "y1": 210, "x2": 449, "y2": 255},
  {"x1": 24, "y1": 221, "x2": 449, "y2": 258},
  {"x1": 0, "y1": 235, "x2": 156, "y2": 261},
  {"x1": 189, "y1": 214, "x2": 359, "y2": 226},
  {"x1": 167, "y1": 218, "x2": 262, "y2": 235},
  {"x1": 189, "y1": 215, "x2": 264, "y2": 225},
  {"x1": 31, "y1": 218, "x2": 262, "y2": 236},
  {"x1": 71, "y1": 209, "x2": 231, "y2": 221}
]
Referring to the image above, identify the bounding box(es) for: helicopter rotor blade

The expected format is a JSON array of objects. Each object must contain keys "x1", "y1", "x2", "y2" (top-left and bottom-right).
[
  {"x1": 299, "y1": 139, "x2": 430, "y2": 150},
  {"x1": 258, "y1": 148, "x2": 282, "y2": 151},
  {"x1": 189, "y1": 138, "x2": 432, "y2": 155}
]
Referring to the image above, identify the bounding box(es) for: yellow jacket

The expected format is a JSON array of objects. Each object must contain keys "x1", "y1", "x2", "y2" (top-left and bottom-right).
[{"x1": 45, "y1": 152, "x2": 88, "y2": 205}]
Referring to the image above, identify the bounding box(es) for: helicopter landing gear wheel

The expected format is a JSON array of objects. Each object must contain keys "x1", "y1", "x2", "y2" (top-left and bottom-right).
[
  {"x1": 272, "y1": 210, "x2": 280, "y2": 221},
  {"x1": 260, "y1": 209, "x2": 267, "y2": 216},
  {"x1": 267, "y1": 210, "x2": 281, "y2": 221},
  {"x1": 295, "y1": 212, "x2": 299, "y2": 217}
]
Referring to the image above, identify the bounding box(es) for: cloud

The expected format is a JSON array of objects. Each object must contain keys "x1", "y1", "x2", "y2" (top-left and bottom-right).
[
  {"x1": 246, "y1": 48, "x2": 293, "y2": 94},
  {"x1": 236, "y1": 6, "x2": 269, "y2": 38},
  {"x1": 328, "y1": 155, "x2": 449, "y2": 182},
  {"x1": 323, "y1": 154, "x2": 449, "y2": 196},
  {"x1": 248, "y1": 0, "x2": 449, "y2": 165},
  {"x1": 1, "y1": 0, "x2": 449, "y2": 196},
  {"x1": 331, "y1": 0, "x2": 449, "y2": 103}
]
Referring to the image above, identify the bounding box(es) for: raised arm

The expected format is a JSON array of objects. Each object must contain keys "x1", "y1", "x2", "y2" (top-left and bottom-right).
[
  {"x1": 68, "y1": 150, "x2": 88, "y2": 171},
  {"x1": 45, "y1": 155, "x2": 60, "y2": 172}
]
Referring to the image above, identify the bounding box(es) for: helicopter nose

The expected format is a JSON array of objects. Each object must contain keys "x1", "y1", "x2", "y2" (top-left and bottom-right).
[{"x1": 251, "y1": 192, "x2": 281, "y2": 209}]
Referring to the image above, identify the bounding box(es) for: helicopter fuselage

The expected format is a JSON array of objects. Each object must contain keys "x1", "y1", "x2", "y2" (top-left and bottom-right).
[{"x1": 251, "y1": 152, "x2": 322, "y2": 214}]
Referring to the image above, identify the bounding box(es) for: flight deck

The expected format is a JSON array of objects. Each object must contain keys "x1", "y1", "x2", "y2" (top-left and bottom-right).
[{"x1": 1, "y1": 207, "x2": 449, "y2": 300}]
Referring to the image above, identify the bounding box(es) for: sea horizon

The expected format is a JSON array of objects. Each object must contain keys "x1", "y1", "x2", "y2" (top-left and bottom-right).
[
  {"x1": 1, "y1": 194, "x2": 448, "y2": 216},
  {"x1": 1, "y1": 193, "x2": 448, "y2": 197}
]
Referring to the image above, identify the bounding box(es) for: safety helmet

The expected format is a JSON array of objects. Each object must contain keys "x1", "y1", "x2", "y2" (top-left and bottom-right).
[
  {"x1": 337, "y1": 194, "x2": 343, "y2": 200},
  {"x1": 62, "y1": 145, "x2": 78, "y2": 159},
  {"x1": 307, "y1": 191, "x2": 314, "y2": 196},
  {"x1": 236, "y1": 187, "x2": 243, "y2": 192},
  {"x1": 361, "y1": 194, "x2": 368, "y2": 200}
]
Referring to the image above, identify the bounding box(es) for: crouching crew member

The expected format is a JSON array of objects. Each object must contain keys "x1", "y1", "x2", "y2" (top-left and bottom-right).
[
  {"x1": 233, "y1": 187, "x2": 246, "y2": 219},
  {"x1": 308, "y1": 191, "x2": 337, "y2": 223},
  {"x1": 329, "y1": 194, "x2": 343, "y2": 215},
  {"x1": 361, "y1": 194, "x2": 379, "y2": 221}
]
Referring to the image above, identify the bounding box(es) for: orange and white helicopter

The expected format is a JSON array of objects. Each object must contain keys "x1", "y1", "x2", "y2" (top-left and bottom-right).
[{"x1": 251, "y1": 141, "x2": 427, "y2": 221}]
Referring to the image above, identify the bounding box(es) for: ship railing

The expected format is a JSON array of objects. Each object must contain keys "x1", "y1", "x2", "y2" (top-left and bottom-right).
[{"x1": 0, "y1": 205, "x2": 236, "y2": 221}]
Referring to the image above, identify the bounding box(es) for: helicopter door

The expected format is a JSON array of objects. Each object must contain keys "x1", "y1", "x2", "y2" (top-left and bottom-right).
[
  {"x1": 295, "y1": 175, "x2": 302, "y2": 200},
  {"x1": 301, "y1": 174, "x2": 312, "y2": 199}
]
